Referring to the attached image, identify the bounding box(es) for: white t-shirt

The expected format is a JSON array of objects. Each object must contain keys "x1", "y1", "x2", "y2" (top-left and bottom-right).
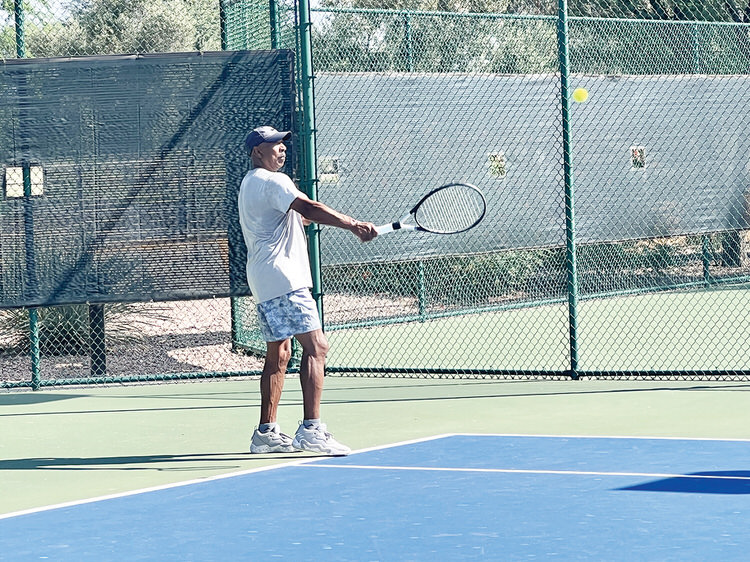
[{"x1": 238, "y1": 167, "x2": 313, "y2": 303}]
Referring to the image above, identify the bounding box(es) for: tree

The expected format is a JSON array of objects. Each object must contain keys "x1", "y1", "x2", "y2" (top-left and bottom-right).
[
  {"x1": 1, "y1": 0, "x2": 55, "y2": 57},
  {"x1": 646, "y1": 0, "x2": 749, "y2": 21},
  {"x1": 67, "y1": 0, "x2": 220, "y2": 55},
  {"x1": 313, "y1": 0, "x2": 750, "y2": 73},
  {"x1": 322, "y1": 0, "x2": 750, "y2": 21},
  {"x1": 1, "y1": 0, "x2": 221, "y2": 58}
]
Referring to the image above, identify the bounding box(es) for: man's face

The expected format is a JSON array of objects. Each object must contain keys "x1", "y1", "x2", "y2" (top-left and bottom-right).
[{"x1": 253, "y1": 141, "x2": 287, "y2": 172}]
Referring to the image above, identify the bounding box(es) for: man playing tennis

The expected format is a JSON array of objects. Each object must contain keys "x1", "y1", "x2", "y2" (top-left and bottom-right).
[{"x1": 239, "y1": 126, "x2": 377, "y2": 455}]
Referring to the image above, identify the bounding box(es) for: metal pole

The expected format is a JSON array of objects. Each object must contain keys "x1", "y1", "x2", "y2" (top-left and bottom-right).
[
  {"x1": 230, "y1": 297, "x2": 241, "y2": 352},
  {"x1": 691, "y1": 22, "x2": 699, "y2": 74},
  {"x1": 418, "y1": 260, "x2": 426, "y2": 321},
  {"x1": 702, "y1": 234, "x2": 712, "y2": 286},
  {"x1": 89, "y1": 304, "x2": 107, "y2": 378},
  {"x1": 297, "y1": 0, "x2": 324, "y2": 324},
  {"x1": 270, "y1": 0, "x2": 282, "y2": 49},
  {"x1": 557, "y1": 0, "x2": 579, "y2": 379},
  {"x1": 219, "y1": 0, "x2": 227, "y2": 50},
  {"x1": 22, "y1": 168, "x2": 41, "y2": 388},
  {"x1": 14, "y1": 0, "x2": 25, "y2": 58},
  {"x1": 28, "y1": 308, "x2": 41, "y2": 390},
  {"x1": 405, "y1": 13, "x2": 414, "y2": 72},
  {"x1": 16, "y1": 2, "x2": 40, "y2": 387}
]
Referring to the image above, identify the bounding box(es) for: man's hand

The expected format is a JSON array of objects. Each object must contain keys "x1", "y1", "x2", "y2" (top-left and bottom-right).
[{"x1": 350, "y1": 221, "x2": 378, "y2": 242}]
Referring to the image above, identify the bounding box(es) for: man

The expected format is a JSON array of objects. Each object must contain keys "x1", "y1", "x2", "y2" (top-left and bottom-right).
[{"x1": 238, "y1": 126, "x2": 377, "y2": 456}]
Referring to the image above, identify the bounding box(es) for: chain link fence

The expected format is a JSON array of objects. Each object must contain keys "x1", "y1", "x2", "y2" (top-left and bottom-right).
[
  {"x1": 2, "y1": 0, "x2": 750, "y2": 388},
  {"x1": 1, "y1": 0, "x2": 221, "y2": 58},
  {"x1": 1, "y1": 1, "x2": 274, "y2": 389},
  {"x1": 285, "y1": 1, "x2": 750, "y2": 379}
]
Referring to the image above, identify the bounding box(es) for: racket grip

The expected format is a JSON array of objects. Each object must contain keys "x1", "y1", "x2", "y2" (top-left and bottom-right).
[{"x1": 375, "y1": 222, "x2": 399, "y2": 235}]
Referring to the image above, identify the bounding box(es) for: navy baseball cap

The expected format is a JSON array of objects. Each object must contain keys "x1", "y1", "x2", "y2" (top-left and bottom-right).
[{"x1": 244, "y1": 126, "x2": 291, "y2": 155}]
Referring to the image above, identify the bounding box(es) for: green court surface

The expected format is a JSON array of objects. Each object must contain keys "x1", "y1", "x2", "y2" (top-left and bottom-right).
[
  {"x1": 328, "y1": 288, "x2": 750, "y2": 371},
  {"x1": 4, "y1": 376, "x2": 750, "y2": 516}
]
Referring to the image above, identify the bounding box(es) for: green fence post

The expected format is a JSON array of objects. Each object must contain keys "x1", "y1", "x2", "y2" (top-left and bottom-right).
[
  {"x1": 89, "y1": 304, "x2": 107, "y2": 378},
  {"x1": 270, "y1": 0, "x2": 282, "y2": 49},
  {"x1": 14, "y1": 0, "x2": 25, "y2": 58},
  {"x1": 221, "y1": 0, "x2": 239, "y2": 354},
  {"x1": 28, "y1": 308, "x2": 41, "y2": 390},
  {"x1": 16, "y1": 9, "x2": 39, "y2": 388},
  {"x1": 404, "y1": 13, "x2": 414, "y2": 72},
  {"x1": 557, "y1": 0, "x2": 579, "y2": 380},
  {"x1": 418, "y1": 260, "x2": 426, "y2": 321},
  {"x1": 691, "y1": 22, "x2": 700, "y2": 74},
  {"x1": 219, "y1": 0, "x2": 227, "y2": 51},
  {"x1": 21, "y1": 165, "x2": 42, "y2": 389},
  {"x1": 297, "y1": 0, "x2": 324, "y2": 325},
  {"x1": 230, "y1": 297, "x2": 240, "y2": 352},
  {"x1": 702, "y1": 234, "x2": 712, "y2": 286}
]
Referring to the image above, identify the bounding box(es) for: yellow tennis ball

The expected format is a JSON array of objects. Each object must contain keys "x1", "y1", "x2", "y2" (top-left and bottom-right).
[{"x1": 572, "y1": 88, "x2": 589, "y2": 103}]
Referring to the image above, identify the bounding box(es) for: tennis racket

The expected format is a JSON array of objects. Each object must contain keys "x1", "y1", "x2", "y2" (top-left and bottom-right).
[{"x1": 375, "y1": 182, "x2": 486, "y2": 235}]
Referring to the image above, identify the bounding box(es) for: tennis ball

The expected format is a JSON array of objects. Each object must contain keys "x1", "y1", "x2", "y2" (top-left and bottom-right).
[{"x1": 572, "y1": 87, "x2": 589, "y2": 103}]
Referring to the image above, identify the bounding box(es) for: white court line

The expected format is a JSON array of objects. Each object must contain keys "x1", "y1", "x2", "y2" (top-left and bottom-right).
[
  {"x1": 3, "y1": 433, "x2": 745, "y2": 521},
  {"x1": 457, "y1": 432, "x2": 750, "y2": 443},
  {"x1": 0, "y1": 433, "x2": 454, "y2": 521},
  {"x1": 0, "y1": 459, "x2": 315, "y2": 521},
  {"x1": 301, "y1": 463, "x2": 750, "y2": 481}
]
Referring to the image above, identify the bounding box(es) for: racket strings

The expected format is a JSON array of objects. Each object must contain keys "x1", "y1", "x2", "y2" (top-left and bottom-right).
[{"x1": 414, "y1": 184, "x2": 485, "y2": 234}]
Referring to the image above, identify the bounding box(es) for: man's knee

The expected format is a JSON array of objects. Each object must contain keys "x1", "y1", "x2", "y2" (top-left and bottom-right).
[
  {"x1": 299, "y1": 330, "x2": 329, "y2": 359},
  {"x1": 313, "y1": 336, "x2": 330, "y2": 358},
  {"x1": 278, "y1": 344, "x2": 293, "y2": 364},
  {"x1": 267, "y1": 339, "x2": 293, "y2": 367}
]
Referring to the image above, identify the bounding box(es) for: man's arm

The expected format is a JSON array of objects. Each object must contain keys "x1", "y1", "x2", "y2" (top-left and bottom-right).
[{"x1": 289, "y1": 197, "x2": 377, "y2": 242}]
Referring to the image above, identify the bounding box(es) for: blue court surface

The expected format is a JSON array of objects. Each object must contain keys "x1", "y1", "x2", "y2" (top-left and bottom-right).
[{"x1": 3, "y1": 434, "x2": 750, "y2": 560}]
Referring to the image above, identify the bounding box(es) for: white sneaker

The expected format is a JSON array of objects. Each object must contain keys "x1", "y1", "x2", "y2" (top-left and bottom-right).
[
  {"x1": 292, "y1": 422, "x2": 351, "y2": 456},
  {"x1": 249, "y1": 426, "x2": 297, "y2": 454}
]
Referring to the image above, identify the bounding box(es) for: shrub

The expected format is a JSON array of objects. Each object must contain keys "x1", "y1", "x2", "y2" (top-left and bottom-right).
[{"x1": 0, "y1": 302, "x2": 170, "y2": 356}]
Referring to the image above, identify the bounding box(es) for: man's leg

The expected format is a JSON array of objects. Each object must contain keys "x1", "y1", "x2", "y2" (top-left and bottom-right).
[
  {"x1": 294, "y1": 329, "x2": 329, "y2": 420},
  {"x1": 292, "y1": 329, "x2": 350, "y2": 455},
  {"x1": 249, "y1": 338, "x2": 296, "y2": 454},
  {"x1": 259, "y1": 338, "x2": 292, "y2": 425}
]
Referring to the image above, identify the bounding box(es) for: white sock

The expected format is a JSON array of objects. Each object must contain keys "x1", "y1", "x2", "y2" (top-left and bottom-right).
[
  {"x1": 303, "y1": 418, "x2": 321, "y2": 428},
  {"x1": 259, "y1": 422, "x2": 278, "y2": 433}
]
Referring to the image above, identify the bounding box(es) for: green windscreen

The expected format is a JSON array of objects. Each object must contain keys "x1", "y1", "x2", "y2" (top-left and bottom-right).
[{"x1": 0, "y1": 50, "x2": 296, "y2": 308}]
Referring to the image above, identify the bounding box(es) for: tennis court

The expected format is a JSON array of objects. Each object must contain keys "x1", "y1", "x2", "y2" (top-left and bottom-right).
[
  {"x1": 4, "y1": 377, "x2": 750, "y2": 560},
  {"x1": 3, "y1": 1, "x2": 750, "y2": 559},
  {"x1": 328, "y1": 287, "x2": 750, "y2": 372}
]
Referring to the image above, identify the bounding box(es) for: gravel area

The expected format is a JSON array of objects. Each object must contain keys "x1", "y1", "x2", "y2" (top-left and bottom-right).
[
  {"x1": 0, "y1": 299, "x2": 263, "y2": 384},
  {"x1": 2, "y1": 246, "x2": 747, "y2": 387},
  {"x1": 0, "y1": 293, "x2": 416, "y2": 385}
]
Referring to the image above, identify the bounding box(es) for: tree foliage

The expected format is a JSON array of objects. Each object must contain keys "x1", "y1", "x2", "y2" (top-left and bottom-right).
[
  {"x1": 65, "y1": 0, "x2": 219, "y2": 55},
  {"x1": 321, "y1": 0, "x2": 750, "y2": 21},
  {"x1": 1, "y1": 0, "x2": 748, "y2": 63},
  {"x1": 1, "y1": 0, "x2": 220, "y2": 58},
  {"x1": 311, "y1": 0, "x2": 750, "y2": 73}
]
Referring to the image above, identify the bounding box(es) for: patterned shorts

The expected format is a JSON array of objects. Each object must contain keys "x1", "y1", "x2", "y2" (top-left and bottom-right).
[{"x1": 256, "y1": 288, "x2": 322, "y2": 342}]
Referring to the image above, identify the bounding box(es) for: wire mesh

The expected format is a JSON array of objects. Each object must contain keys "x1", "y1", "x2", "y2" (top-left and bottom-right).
[
  {"x1": 304, "y1": 3, "x2": 750, "y2": 379},
  {"x1": 0, "y1": 299, "x2": 265, "y2": 387},
  {"x1": 1, "y1": 0, "x2": 221, "y2": 58},
  {"x1": 0, "y1": 3, "x2": 286, "y2": 388},
  {"x1": 1, "y1": 0, "x2": 750, "y2": 388}
]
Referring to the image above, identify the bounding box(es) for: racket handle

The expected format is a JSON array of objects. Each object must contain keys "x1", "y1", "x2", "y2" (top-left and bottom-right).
[{"x1": 375, "y1": 222, "x2": 399, "y2": 235}]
